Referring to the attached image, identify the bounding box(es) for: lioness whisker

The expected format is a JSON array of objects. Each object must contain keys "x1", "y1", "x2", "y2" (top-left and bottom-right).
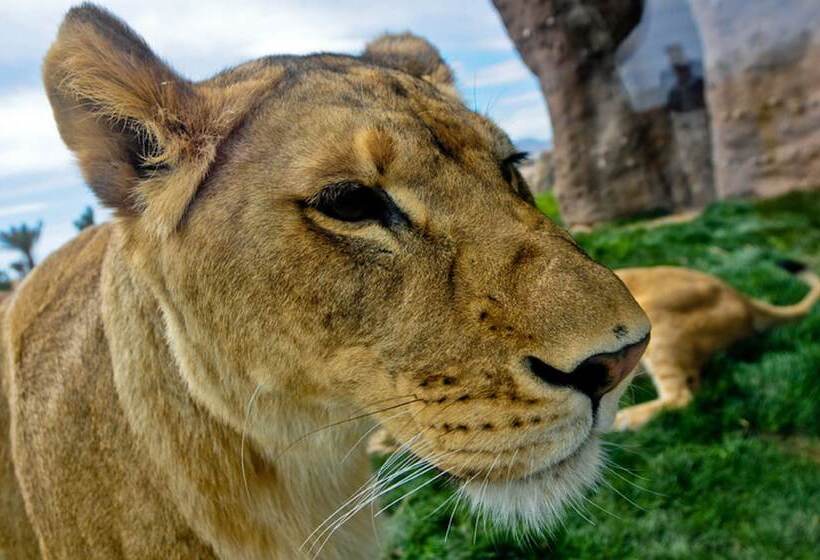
[
  {"x1": 601, "y1": 455, "x2": 648, "y2": 479},
  {"x1": 566, "y1": 494, "x2": 596, "y2": 526},
  {"x1": 308, "y1": 449, "x2": 447, "y2": 557},
  {"x1": 601, "y1": 460, "x2": 665, "y2": 497},
  {"x1": 600, "y1": 440, "x2": 646, "y2": 456},
  {"x1": 505, "y1": 448, "x2": 520, "y2": 483},
  {"x1": 473, "y1": 452, "x2": 501, "y2": 544},
  {"x1": 302, "y1": 436, "x2": 433, "y2": 553},
  {"x1": 580, "y1": 493, "x2": 621, "y2": 521},
  {"x1": 319, "y1": 443, "x2": 447, "y2": 542},
  {"x1": 240, "y1": 383, "x2": 265, "y2": 502},
  {"x1": 422, "y1": 483, "x2": 461, "y2": 521},
  {"x1": 340, "y1": 408, "x2": 413, "y2": 464},
  {"x1": 302, "y1": 435, "x2": 433, "y2": 556},
  {"x1": 445, "y1": 471, "x2": 480, "y2": 542},
  {"x1": 376, "y1": 432, "x2": 427, "y2": 478},
  {"x1": 598, "y1": 477, "x2": 647, "y2": 512},
  {"x1": 273, "y1": 397, "x2": 422, "y2": 463},
  {"x1": 422, "y1": 430, "x2": 489, "y2": 529},
  {"x1": 374, "y1": 455, "x2": 455, "y2": 517}
]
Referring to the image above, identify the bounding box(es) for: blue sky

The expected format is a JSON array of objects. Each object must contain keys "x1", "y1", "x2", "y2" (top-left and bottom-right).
[{"x1": 0, "y1": 0, "x2": 551, "y2": 270}]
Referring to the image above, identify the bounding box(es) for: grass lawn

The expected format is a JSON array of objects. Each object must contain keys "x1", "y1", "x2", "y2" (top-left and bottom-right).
[{"x1": 379, "y1": 191, "x2": 820, "y2": 559}]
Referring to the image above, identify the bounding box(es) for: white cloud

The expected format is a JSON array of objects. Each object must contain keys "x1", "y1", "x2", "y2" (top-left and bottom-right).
[
  {"x1": 499, "y1": 90, "x2": 544, "y2": 106},
  {"x1": 0, "y1": 202, "x2": 47, "y2": 219},
  {"x1": 0, "y1": 88, "x2": 74, "y2": 178},
  {"x1": 0, "y1": 172, "x2": 79, "y2": 202},
  {"x1": 0, "y1": 1, "x2": 514, "y2": 75},
  {"x1": 495, "y1": 104, "x2": 553, "y2": 141},
  {"x1": 469, "y1": 59, "x2": 532, "y2": 87}
]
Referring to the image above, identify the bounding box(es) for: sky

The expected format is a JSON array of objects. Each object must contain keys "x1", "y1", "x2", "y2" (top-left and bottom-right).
[{"x1": 0, "y1": 0, "x2": 552, "y2": 270}]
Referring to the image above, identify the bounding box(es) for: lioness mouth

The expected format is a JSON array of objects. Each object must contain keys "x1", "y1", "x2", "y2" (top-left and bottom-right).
[
  {"x1": 459, "y1": 436, "x2": 603, "y2": 533},
  {"x1": 433, "y1": 429, "x2": 593, "y2": 483},
  {"x1": 518, "y1": 435, "x2": 595, "y2": 482}
]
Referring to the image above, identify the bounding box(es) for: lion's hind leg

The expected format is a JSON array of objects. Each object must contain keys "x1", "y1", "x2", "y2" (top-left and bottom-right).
[{"x1": 614, "y1": 358, "x2": 696, "y2": 431}]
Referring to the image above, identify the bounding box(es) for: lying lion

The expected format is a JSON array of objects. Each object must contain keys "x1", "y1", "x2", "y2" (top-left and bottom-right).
[
  {"x1": 0, "y1": 5, "x2": 652, "y2": 559},
  {"x1": 615, "y1": 263, "x2": 819, "y2": 430}
]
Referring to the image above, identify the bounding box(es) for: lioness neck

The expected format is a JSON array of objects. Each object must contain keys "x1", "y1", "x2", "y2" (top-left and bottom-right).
[{"x1": 101, "y1": 232, "x2": 377, "y2": 560}]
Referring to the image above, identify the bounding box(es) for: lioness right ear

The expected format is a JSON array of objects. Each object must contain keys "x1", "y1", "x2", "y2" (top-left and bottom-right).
[
  {"x1": 43, "y1": 4, "x2": 258, "y2": 235},
  {"x1": 362, "y1": 33, "x2": 459, "y2": 99}
]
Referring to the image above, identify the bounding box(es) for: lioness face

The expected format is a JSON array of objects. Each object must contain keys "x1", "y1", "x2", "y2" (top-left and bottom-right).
[
  {"x1": 165, "y1": 64, "x2": 648, "y2": 529},
  {"x1": 45, "y1": 9, "x2": 649, "y2": 533}
]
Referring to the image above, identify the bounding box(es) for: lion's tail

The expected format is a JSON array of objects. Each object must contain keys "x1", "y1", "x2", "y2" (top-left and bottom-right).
[{"x1": 749, "y1": 260, "x2": 820, "y2": 331}]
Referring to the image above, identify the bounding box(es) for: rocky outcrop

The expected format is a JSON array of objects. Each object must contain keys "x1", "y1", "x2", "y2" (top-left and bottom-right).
[
  {"x1": 519, "y1": 150, "x2": 554, "y2": 194},
  {"x1": 493, "y1": 0, "x2": 674, "y2": 227},
  {"x1": 691, "y1": 0, "x2": 820, "y2": 198},
  {"x1": 494, "y1": 0, "x2": 818, "y2": 225}
]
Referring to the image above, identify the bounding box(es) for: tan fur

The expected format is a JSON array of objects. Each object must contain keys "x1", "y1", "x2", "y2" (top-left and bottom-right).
[
  {"x1": 361, "y1": 33, "x2": 458, "y2": 99},
  {"x1": 0, "y1": 5, "x2": 650, "y2": 558},
  {"x1": 614, "y1": 266, "x2": 820, "y2": 430}
]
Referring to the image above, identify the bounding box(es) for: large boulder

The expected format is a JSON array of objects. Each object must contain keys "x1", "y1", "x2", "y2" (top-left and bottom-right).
[
  {"x1": 519, "y1": 150, "x2": 555, "y2": 194},
  {"x1": 691, "y1": 0, "x2": 820, "y2": 198}
]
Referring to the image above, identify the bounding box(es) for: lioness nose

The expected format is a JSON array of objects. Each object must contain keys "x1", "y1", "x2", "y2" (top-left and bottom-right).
[{"x1": 524, "y1": 335, "x2": 649, "y2": 402}]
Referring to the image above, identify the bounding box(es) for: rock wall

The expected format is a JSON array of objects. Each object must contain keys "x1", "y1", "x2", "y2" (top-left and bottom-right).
[
  {"x1": 669, "y1": 110, "x2": 715, "y2": 207},
  {"x1": 691, "y1": 0, "x2": 820, "y2": 198},
  {"x1": 519, "y1": 150, "x2": 554, "y2": 194},
  {"x1": 493, "y1": 0, "x2": 676, "y2": 228}
]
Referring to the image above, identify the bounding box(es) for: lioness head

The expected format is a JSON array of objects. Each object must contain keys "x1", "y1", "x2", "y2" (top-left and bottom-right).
[{"x1": 44, "y1": 5, "x2": 649, "y2": 535}]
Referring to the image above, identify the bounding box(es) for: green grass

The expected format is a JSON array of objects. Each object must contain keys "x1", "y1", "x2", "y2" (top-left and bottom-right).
[
  {"x1": 380, "y1": 191, "x2": 820, "y2": 559},
  {"x1": 534, "y1": 191, "x2": 562, "y2": 225}
]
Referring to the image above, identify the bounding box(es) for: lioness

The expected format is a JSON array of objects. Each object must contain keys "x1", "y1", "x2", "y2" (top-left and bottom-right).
[
  {"x1": 0, "y1": 5, "x2": 650, "y2": 559},
  {"x1": 614, "y1": 263, "x2": 819, "y2": 430}
]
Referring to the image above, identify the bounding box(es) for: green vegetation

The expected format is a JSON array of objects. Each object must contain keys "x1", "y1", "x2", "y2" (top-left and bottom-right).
[
  {"x1": 0, "y1": 220, "x2": 43, "y2": 279},
  {"x1": 534, "y1": 191, "x2": 562, "y2": 225},
  {"x1": 380, "y1": 191, "x2": 820, "y2": 559},
  {"x1": 73, "y1": 206, "x2": 95, "y2": 231}
]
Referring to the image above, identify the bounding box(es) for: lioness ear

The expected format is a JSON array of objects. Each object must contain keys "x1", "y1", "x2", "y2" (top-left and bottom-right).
[
  {"x1": 362, "y1": 33, "x2": 458, "y2": 98},
  {"x1": 43, "y1": 4, "x2": 257, "y2": 236}
]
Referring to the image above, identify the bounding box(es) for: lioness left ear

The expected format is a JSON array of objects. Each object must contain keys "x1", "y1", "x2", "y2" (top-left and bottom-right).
[
  {"x1": 362, "y1": 33, "x2": 459, "y2": 98},
  {"x1": 43, "y1": 4, "x2": 263, "y2": 237}
]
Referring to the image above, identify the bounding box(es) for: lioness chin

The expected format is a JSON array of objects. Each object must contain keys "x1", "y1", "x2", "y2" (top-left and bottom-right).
[{"x1": 0, "y1": 4, "x2": 649, "y2": 559}]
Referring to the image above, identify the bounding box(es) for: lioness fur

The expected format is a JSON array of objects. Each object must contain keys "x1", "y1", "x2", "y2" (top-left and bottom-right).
[
  {"x1": 0, "y1": 4, "x2": 651, "y2": 558},
  {"x1": 615, "y1": 264, "x2": 820, "y2": 430}
]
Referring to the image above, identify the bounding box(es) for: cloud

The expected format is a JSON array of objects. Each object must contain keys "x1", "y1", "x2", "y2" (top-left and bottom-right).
[
  {"x1": 0, "y1": 171, "x2": 79, "y2": 202},
  {"x1": 0, "y1": 88, "x2": 74, "y2": 178},
  {"x1": 0, "y1": 202, "x2": 47, "y2": 219},
  {"x1": 0, "y1": 1, "x2": 514, "y2": 76},
  {"x1": 494, "y1": 104, "x2": 553, "y2": 141},
  {"x1": 499, "y1": 90, "x2": 544, "y2": 106},
  {"x1": 470, "y1": 59, "x2": 532, "y2": 87}
]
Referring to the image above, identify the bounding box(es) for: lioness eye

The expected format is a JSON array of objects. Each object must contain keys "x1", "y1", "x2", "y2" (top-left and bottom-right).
[{"x1": 308, "y1": 182, "x2": 406, "y2": 226}]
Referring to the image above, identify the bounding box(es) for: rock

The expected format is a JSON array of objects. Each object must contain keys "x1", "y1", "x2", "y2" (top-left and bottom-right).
[
  {"x1": 691, "y1": 0, "x2": 820, "y2": 199},
  {"x1": 519, "y1": 150, "x2": 555, "y2": 194}
]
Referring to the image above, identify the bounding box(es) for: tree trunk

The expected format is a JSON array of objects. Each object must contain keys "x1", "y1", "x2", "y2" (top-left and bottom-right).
[{"x1": 492, "y1": 0, "x2": 671, "y2": 227}]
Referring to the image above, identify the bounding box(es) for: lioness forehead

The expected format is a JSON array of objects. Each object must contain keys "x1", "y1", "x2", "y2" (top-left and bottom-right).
[{"x1": 209, "y1": 54, "x2": 513, "y2": 164}]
